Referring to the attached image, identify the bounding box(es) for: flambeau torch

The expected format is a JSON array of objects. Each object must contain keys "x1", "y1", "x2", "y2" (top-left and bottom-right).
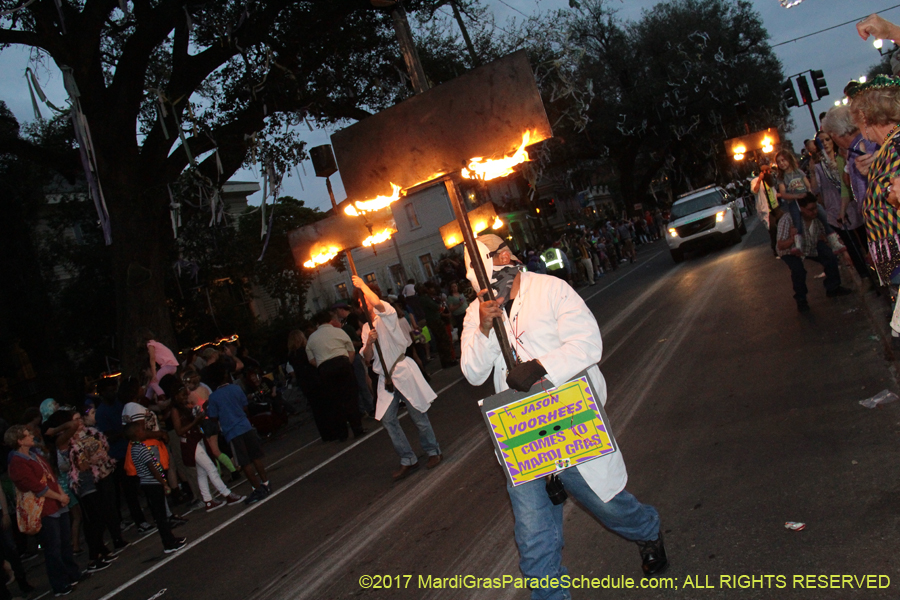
[
  {"x1": 326, "y1": 51, "x2": 554, "y2": 374},
  {"x1": 302, "y1": 145, "x2": 399, "y2": 392}
]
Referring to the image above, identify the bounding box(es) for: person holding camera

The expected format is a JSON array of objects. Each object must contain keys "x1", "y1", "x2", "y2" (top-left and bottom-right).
[
  {"x1": 751, "y1": 159, "x2": 783, "y2": 255},
  {"x1": 459, "y1": 234, "x2": 666, "y2": 600}
]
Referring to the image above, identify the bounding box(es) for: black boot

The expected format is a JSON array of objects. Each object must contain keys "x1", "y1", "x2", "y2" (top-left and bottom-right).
[{"x1": 637, "y1": 531, "x2": 669, "y2": 577}]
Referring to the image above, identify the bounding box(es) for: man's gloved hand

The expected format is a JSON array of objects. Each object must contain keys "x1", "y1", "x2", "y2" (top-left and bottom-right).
[{"x1": 506, "y1": 360, "x2": 547, "y2": 392}]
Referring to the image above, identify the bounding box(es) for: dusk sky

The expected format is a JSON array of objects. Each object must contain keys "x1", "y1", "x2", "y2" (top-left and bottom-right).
[{"x1": 1, "y1": 0, "x2": 897, "y2": 211}]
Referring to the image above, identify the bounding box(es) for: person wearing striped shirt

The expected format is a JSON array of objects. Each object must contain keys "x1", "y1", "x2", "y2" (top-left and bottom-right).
[{"x1": 125, "y1": 420, "x2": 186, "y2": 554}]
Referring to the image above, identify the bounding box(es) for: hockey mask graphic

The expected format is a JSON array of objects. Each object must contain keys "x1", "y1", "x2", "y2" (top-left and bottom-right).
[{"x1": 465, "y1": 237, "x2": 521, "y2": 302}]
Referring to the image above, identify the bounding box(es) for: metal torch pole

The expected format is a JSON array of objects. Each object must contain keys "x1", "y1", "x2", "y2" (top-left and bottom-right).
[
  {"x1": 444, "y1": 179, "x2": 516, "y2": 372},
  {"x1": 325, "y1": 177, "x2": 395, "y2": 392}
]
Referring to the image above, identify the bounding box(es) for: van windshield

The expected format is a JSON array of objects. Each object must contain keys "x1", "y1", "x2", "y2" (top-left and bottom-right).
[{"x1": 670, "y1": 191, "x2": 723, "y2": 220}]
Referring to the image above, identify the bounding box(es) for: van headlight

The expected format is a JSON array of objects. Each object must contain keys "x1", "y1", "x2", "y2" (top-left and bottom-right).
[
  {"x1": 668, "y1": 227, "x2": 678, "y2": 237},
  {"x1": 715, "y1": 211, "x2": 725, "y2": 222}
]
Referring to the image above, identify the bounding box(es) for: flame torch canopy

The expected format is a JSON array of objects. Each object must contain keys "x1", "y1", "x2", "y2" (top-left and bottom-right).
[
  {"x1": 288, "y1": 213, "x2": 397, "y2": 269},
  {"x1": 331, "y1": 51, "x2": 552, "y2": 202},
  {"x1": 724, "y1": 128, "x2": 780, "y2": 159},
  {"x1": 440, "y1": 203, "x2": 502, "y2": 248}
]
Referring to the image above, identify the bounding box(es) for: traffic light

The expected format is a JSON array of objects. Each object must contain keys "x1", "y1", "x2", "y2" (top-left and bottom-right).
[
  {"x1": 781, "y1": 79, "x2": 799, "y2": 108},
  {"x1": 797, "y1": 76, "x2": 813, "y2": 106},
  {"x1": 811, "y1": 69, "x2": 829, "y2": 99}
]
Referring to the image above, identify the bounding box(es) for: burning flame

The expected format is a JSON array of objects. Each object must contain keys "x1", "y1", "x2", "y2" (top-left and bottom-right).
[
  {"x1": 362, "y1": 228, "x2": 396, "y2": 247},
  {"x1": 462, "y1": 131, "x2": 534, "y2": 181},
  {"x1": 492, "y1": 217, "x2": 503, "y2": 229},
  {"x1": 344, "y1": 183, "x2": 404, "y2": 216},
  {"x1": 303, "y1": 246, "x2": 342, "y2": 269}
]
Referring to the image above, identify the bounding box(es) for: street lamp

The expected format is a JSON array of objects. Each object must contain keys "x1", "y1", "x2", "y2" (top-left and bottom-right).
[{"x1": 874, "y1": 38, "x2": 899, "y2": 56}]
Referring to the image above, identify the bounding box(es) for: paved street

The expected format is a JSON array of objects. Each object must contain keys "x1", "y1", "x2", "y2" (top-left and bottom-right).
[{"x1": 62, "y1": 217, "x2": 900, "y2": 600}]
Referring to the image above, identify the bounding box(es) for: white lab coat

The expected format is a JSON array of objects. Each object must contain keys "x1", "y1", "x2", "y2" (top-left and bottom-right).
[
  {"x1": 460, "y1": 270, "x2": 628, "y2": 502},
  {"x1": 362, "y1": 303, "x2": 437, "y2": 421}
]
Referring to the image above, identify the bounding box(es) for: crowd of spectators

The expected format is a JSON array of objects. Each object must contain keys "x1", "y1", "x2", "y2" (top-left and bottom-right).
[
  {"x1": 0, "y1": 330, "x2": 305, "y2": 597},
  {"x1": 746, "y1": 20, "x2": 900, "y2": 315}
]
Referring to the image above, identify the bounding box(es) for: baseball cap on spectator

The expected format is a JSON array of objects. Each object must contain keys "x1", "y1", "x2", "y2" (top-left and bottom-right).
[
  {"x1": 122, "y1": 403, "x2": 149, "y2": 424},
  {"x1": 40, "y1": 398, "x2": 59, "y2": 422},
  {"x1": 332, "y1": 302, "x2": 351, "y2": 310}
]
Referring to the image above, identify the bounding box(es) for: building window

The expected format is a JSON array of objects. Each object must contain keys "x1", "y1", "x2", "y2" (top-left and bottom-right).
[
  {"x1": 335, "y1": 282, "x2": 349, "y2": 299},
  {"x1": 405, "y1": 203, "x2": 420, "y2": 229},
  {"x1": 419, "y1": 254, "x2": 435, "y2": 280},
  {"x1": 389, "y1": 265, "x2": 405, "y2": 290},
  {"x1": 364, "y1": 272, "x2": 378, "y2": 287}
]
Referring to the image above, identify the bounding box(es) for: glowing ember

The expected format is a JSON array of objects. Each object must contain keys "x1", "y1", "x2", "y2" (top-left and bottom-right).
[
  {"x1": 303, "y1": 246, "x2": 342, "y2": 269},
  {"x1": 344, "y1": 183, "x2": 404, "y2": 216},
  {"x1": 362, "y1": 228, "x2": 396, "y2": 247},
  {"x1": 461, "y1": 131, "x2": 534, "y2": 181}
]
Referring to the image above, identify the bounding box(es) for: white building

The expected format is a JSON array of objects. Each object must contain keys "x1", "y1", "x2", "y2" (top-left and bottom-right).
[{"x1": 304, "y1": 183, "x2": 458, "y2": 313}]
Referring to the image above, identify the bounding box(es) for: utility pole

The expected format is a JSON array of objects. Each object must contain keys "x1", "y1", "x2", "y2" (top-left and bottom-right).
[
  {"x1": 379, "y1": 1, "x2": 431, "y2": 94},
  {"x1": 373, "y1": 0, "x2": 431, "y2": 285},
  {"x1": 449, "y1": 1, "x2": 480, "y2": 66}
]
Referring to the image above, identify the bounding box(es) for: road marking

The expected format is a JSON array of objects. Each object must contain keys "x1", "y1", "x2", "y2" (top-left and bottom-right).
[
  {"x1": 251, "y1": 427, "x2": 489, "y2": 600},
  {"x1": 608, "y1": 247, "x2": 731, "y2": 432},
  {"x1": 582, "y1": 249, "x2": 667, "y2": 302},
  {"x1": 96, "y1": 374, "x2": 470, "y2": 600},
  {"x1": 96, "y1": 432, "x2": 384, "y2": 600}
]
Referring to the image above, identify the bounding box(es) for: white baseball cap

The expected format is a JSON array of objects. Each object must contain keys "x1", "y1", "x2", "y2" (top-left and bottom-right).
[{"x1": 121, "y1": 402, "x2": 149, "y2": 424}]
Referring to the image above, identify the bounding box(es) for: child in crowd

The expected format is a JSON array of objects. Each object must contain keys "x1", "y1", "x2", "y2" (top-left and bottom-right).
[
  {"x1": 124, "y1": 419, "x2": 186, "y2": 554},
  {"x1": 775, "y1": 150, "x2": 845, "y2": 254},
  {"x1": 163, "y1": 375, "x2": 244, "y2": 512},
  {"x1": 137, "y1": 328, "x2": 180, "y2": 399}
]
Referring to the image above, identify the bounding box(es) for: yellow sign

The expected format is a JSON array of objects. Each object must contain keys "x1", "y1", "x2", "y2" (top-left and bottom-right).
[{"x1": 480, "y1": 373, "x2": 617, "y2": 486}]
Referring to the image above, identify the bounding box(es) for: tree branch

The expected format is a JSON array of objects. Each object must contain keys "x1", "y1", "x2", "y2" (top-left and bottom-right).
[
  {"x1": 0, "y1": 134, "x2": 82, "y2": 182},
  {"x1": 0, "y1": 27, "x2": 45, "y2": 49}
]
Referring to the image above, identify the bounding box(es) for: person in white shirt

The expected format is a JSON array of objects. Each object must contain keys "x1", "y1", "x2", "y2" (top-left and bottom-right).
[
  {"x1": 401, "y1": 279, "x2": 417, "y2": 297},
  {"x1": 352, "y1": 276, "x2": 442, "y2": 481},
  {"x1": 459, "y1": 234, "x2": 667, "y2": 599},
  {"x1": 306, "y1": 311, "x2": 365, "y2": 441}
]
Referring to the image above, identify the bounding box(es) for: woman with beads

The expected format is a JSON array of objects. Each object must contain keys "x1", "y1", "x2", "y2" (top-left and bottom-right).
[{"x1": 848, "y1": 74, "x2": 900, "y2": 348}]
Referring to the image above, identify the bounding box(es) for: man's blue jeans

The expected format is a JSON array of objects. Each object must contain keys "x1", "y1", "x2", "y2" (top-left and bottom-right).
[
  {"x1": 381, "y1": 389, "x2": 440, "y2": 465},
  {"x1": 780, "y1": 241, "x2": 841, "y2": 302},
  {"x1": 507, "y1": 468, "x2": 660, "y2": 600},
  {"x1": 38, "y1": 512, "x2": 81, "y2": 593}
]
